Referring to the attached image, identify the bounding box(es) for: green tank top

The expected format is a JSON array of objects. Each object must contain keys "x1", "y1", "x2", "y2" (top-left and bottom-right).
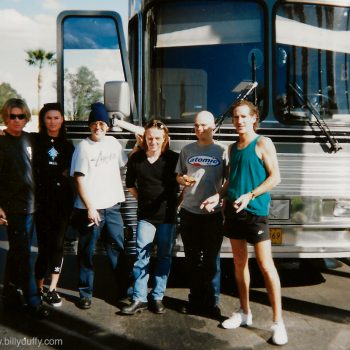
[{"x1": 227, "y1": 136, "x2": 270, "y2": 216}]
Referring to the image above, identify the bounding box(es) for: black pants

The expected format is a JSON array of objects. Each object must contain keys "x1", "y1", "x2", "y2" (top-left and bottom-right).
[
  {"x1": 179, "y1": 209, "x2": 223, "y2": 307},
  {"x1": 3, "y1": 213, "x2": 41, "y2": 306},
  {"x1": 35, "y1": 207, "x2": 69, "y2": 280}
]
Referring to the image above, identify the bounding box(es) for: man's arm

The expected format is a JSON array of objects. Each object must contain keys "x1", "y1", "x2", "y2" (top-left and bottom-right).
[
  {"x1": 200, "y1": 144, "x2": 230, "y2": 213},
  {"x1": 175, "y1": 148, "x2": 195, "y2": 187},
  {"x1": 75, "y1": 173, "x2": 101, "y2": 226},
  {"x1": 176, "y1": 173, "x2": 196, "y2": 187},
  {"x1": 200, "y1": 179, "x2": 229, "y2": 212},
  {"x1": 128, "y1": 134, "x2": 143, "y2": 158},
  {"x1": 0, "y1": 207, "x2": 7, "y2": 225},
  {"x1": 0, "y1": 147, "x2": 7, "y2": 225},
  {"x1": 127, "y1": 187, "x2": 138, "y2": 200},
  {"x1": 234, "y1": 136, "x2": 281, "y2": 212},
  {"x1": 256, "y1": 136, "x2": 281, "y2": 191}
]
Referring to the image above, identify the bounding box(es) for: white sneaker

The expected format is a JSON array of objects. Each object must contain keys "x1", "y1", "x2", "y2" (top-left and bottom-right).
[
  {"x1": 221, "y1": 309, "x2": 253, "y2": 329},
  {"x1": 271, "y1": 321, "x2": 288, "y2": 345}
]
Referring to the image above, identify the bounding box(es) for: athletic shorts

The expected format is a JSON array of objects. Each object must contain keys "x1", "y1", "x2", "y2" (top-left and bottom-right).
[{"x1": 223, "y1": 201, "x2": 270, "y2": 244}]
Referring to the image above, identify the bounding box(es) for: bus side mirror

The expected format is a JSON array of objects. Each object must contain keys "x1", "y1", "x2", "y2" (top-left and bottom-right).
[{"x1": 105, "y1": 81, "x2": 131, "y2": 131}]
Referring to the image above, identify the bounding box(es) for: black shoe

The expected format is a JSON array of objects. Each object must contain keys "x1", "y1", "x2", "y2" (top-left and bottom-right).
[
  {"x1": 28, "y1": 304, "x2": 50, "y2": 319},
  {"x1": 77, "y1": 297, "x2": 91, "y2": 309},
  {"x1": 180, "y1": 302, "x2": 201, "y2": 315},
  {"x1": 120, "y1": 300, "x2": 148, "y2": 315},
  {"x1": 149, "y1": 300, "x2": 165, "y2": 314},
  {"x1": 206, "y1": 305, "x2": 221, "y2": 319},
  {"x1": 46, "y1": 289, "x2": 62, "y2": 307},
  {"x1": 2, "y1": 287, "x2": 26, "y2": 311}
]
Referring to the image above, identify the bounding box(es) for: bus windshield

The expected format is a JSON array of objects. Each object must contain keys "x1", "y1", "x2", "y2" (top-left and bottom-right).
[
  {"x1": 144, "y1": 1, "x2": 266, "y2": 123},
  {"x1": 275, "y1": 3, "x2": 350, "y2": 124}
]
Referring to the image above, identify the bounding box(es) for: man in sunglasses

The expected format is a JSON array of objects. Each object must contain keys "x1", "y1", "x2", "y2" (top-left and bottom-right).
[{"x1": 0, "y1": 98, "x2": 49, "y2": 319}]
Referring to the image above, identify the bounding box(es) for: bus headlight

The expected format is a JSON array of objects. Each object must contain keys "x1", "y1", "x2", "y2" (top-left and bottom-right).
[
  {"x1": 269, "y1": 199, "x2": 290, "y2": 220},
  {"x1": 334, "y1": 200, "x2": 350, "y2": 217}
]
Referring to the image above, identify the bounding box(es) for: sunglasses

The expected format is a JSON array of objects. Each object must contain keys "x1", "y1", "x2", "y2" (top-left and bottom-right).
[
  {"x1": 145, "y1": 120, "x2": 166, "y2": 130},
  {"x1": 9, "y1": 113, "x2": 26, "y2": 120}
]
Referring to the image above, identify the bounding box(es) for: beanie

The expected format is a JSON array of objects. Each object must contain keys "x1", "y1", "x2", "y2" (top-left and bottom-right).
[{"x1": 88, "y1": 102, "x2": 110, "y2": 126}]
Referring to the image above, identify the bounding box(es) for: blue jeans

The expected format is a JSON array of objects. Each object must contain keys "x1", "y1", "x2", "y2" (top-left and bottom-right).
[
  {"x1": 180, "y1": 209, "x2": 223, "y2": 307},
  {"x1": 133, "y1": 220, "x2": 176, "y2": 302},
  {"x1": 77, "y1": 204, "x2": 124, "y2": 299},
  {"x1": 3, "y1": 214, "x2": 41, "y2": 307}
]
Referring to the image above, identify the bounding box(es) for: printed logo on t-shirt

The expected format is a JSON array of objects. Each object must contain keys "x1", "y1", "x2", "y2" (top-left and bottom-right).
[
  {"x1": 92, "y1": 150, "x2": 117, "y2": 167},
  {"x1": 188, "y1": 155, "x2": 220, "y2": 167},
  {"x1": 48, "y1": 146, "x2": 58, "y2": 165}
]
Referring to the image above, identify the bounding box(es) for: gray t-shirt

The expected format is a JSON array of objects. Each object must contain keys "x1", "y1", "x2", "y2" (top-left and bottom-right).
[{"x1": 176, "y1": 141, "x2": 227, "y2": 214}]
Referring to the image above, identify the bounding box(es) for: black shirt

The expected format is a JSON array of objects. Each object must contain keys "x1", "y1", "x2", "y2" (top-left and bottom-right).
[
  {"x1": 0, "y1": 131, "x2": 35, "y2": 214},
  {"x1": 33, "y1": 133, "x2": 75, "y2": 214},
  {"x1": 126, "y1": 149, "x2": 179, "y2": 224}
]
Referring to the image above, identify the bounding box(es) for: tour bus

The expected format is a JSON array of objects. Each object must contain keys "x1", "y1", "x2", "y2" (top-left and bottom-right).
[{"x1": 57, "y1": 0, "x2": 350, "y2": 258}]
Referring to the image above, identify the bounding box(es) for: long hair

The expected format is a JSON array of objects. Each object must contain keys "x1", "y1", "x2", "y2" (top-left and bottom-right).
[
  {"x1": 38, "y1": 102, "x2": 67, "y2": 138},
  {"x1": 1, "y1": 98, "x2": 31, "y2": 123},
  {"x1": 142, "y1": 119, "x2": 169, "y2": 154},
  {"x1": 231, "y1": 99, "x2": 260, "y2": 131}
]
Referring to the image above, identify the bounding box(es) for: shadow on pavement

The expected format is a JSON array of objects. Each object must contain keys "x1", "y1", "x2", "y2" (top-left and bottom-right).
[{"x1": 0, "y1": 299, "x2": 157, "y2": 350}]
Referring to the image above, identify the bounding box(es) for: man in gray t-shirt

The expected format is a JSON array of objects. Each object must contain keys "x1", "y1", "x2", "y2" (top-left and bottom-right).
[{"x1": 176, "y1": 111, "x2": 227, "y2": 318}]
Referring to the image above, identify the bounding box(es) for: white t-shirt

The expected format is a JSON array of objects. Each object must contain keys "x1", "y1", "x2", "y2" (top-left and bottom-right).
[{"x1": 70, "y1": 136, "x2": 127, "y2": 209}]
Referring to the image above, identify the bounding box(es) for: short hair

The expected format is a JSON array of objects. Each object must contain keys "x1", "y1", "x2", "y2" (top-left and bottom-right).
[
  {"x1": 195, "y1": 110, "x2": 215, "y2": 128},
  {"x1": 1, "y1": 98, "x2": 31, "y2": 124},
  {"x1": 231, "y1": 99, "x2": 260, "y2": 131},
  {"x1": 38, "y1": 102, "x2": 67, "y2": 138},
  {"x1": 142, "y1": 119, "x2": 169, "y2": 154}
]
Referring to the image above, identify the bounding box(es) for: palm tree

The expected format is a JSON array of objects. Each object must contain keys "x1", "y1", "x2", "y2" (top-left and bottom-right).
[{"x1": 25, "y1": 49, "x2": 56, "y2": 112}]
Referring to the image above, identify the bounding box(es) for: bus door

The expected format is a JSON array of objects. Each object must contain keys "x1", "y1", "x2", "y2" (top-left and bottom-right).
[{"x1": 57, "y1": 11, "x2": 139, "y2": 255}]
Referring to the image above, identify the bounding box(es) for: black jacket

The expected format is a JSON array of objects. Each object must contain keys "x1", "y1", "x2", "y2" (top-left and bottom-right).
[{"x1": 0, "y1": 131, "x2": 35, "y2": 214}]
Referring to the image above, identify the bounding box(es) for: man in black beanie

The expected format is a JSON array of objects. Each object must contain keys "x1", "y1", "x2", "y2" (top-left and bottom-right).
[{"x1": 70, "y1": 102, "x2": 127, "y2": 309}]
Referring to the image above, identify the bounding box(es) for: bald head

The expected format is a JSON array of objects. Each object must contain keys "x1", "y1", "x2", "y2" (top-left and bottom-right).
[
  {"x1": 195, "y1": 111, "x2": 215, "y2": 128},
  {"x1": 194, "y1": 110, "x2": 215, "y2": 145}
]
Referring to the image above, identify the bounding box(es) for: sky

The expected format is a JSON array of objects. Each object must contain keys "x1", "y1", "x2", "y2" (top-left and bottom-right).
[{"x1": 0, "y1": 0, "x2": 128, "y2": 113}]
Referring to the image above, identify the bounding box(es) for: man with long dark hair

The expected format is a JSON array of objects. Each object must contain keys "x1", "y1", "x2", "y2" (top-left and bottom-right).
[{"x1": 34, "y1": 103, "x2": 75, "y2": 307}]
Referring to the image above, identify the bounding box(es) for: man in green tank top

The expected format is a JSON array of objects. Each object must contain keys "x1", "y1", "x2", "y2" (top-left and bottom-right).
[{"x1": 201, "y1": 100, "x2": 288, "y2": 346}]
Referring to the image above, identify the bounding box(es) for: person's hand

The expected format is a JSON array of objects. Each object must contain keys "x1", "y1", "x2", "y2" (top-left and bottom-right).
[
  {"x1": 135, "y1": 134, "x2": 143, "y2": 149},
  {"x1": 87, "y1": 208, "x2": 101, "y2": 226},
  {"x1": 233, "y1": 193, "x2": 252, "y2": 213},
  {"x1": 181, "y1": 175, "x2": 196, "y2": 187},
  {"x1": 200, "y1": 193, "x2": 220, "y2": 213},
  {"x1": 0, "y1": 129, "x2": 5, "y2": 136},
  {"x1": 0, "y1": 207, "x2": 8, "y2": 226}
]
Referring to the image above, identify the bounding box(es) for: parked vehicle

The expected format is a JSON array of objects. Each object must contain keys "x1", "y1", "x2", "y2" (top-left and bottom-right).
[{"x1": 57, "y1": 0, "x2": 350, "y2": 258}]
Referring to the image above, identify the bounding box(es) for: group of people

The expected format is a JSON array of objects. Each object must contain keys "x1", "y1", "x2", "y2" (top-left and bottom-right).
[
  {"x1": 0, "y1": 98, "x2": 288, "y2": 345},
  {"x1": 0, "y1": 99, "x2": 74, "y2": 318}
]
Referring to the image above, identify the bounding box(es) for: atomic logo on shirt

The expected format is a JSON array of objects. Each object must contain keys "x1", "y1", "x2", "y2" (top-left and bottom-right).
[{"x1": 188, "y1": 155, "x2": 220, "y2": 167}]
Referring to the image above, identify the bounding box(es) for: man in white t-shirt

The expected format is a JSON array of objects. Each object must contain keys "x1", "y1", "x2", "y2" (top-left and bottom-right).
[{"x1": 70, "y1": 102, "x2": 127, "y2": 309}]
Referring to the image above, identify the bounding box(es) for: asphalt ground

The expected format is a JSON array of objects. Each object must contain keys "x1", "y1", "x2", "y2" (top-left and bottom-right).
[{"x1": 1, "y1": 246, "x2": 350, "y2": 350}]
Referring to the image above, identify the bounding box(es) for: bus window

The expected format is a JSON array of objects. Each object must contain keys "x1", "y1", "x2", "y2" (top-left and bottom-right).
[
  {"x1": 60, "y1": 16, "x2": 125, "y2": 121},
  {"x1": 143, "y1": 1, "x2": 266, "y2": 123},
  {"x1": 274, "y1": 3, "x2": 350, "y2": 124}
]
